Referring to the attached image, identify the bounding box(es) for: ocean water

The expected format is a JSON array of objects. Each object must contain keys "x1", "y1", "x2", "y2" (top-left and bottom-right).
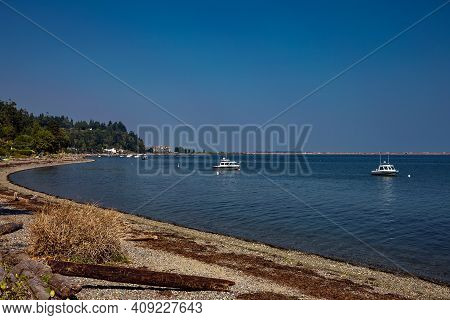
[{"x1": 10, "y1": 155, "x2": 450, "y2": 283}]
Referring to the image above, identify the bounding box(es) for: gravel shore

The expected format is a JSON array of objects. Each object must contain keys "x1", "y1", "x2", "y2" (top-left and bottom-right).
[{"x1": 1, "y1": 157, "x2": 449, "y2": 299}]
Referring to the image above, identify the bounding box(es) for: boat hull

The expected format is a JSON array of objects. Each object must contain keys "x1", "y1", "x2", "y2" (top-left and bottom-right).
[
  {"x1": 371, "y1": 171, "x2": 398, "y2": 176},
  {"x1": 213, "y1": 166, "x2": 240, "y2": 170}
]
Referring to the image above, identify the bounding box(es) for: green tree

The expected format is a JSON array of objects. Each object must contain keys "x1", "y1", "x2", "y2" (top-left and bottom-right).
[
  {"x1": 14, "y1": 134, "x2": 34, "y2": 150},
  {"x1": 33, "y1": 129, "x2": 56, "y2": 153}
]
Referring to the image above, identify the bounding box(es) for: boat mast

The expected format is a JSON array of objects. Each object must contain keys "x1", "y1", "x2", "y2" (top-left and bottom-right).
[
  {"x1": 379, "y1": 153, "x2": 381, "y2": 165},
  {"x1": 387, "y1": 152, "x2": 390, "y2": 164}
]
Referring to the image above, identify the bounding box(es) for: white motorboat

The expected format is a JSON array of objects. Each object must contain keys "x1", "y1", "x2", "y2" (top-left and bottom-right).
[
  {"x1": 371, "y1": 154, "x2": 399, "y2": 176},
  {"x1": 213, "y1": 157, "x2": 240, "y2": 170},
  {"x1": 141, "y1": 154, "x2": 148, "y2": 160}
]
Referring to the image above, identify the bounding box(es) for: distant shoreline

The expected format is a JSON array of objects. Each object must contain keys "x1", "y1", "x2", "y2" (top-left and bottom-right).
[{"x1": 93, "y1": 152, "x2": 450, "y2": 156}]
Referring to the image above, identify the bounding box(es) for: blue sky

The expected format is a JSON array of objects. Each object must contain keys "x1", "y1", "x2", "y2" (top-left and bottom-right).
[{"x1": 1, "y1": 0, "x2": 449, "y2": 151}]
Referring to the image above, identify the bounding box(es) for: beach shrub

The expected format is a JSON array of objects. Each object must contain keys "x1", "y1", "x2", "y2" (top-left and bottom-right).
[{"x1": 29, "y1": 203, "x2": 126, "y2": 264}]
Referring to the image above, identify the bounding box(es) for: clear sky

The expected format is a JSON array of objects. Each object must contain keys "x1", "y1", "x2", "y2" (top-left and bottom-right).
[{"x1": 1, "y1": 0, "x2": 449, "y2": 152}]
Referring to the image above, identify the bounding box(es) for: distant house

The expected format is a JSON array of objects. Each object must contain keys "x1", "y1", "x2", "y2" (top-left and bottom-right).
[
  {"x1": 103, "y1": 148, "x2": 117, "y2": 154},
  {"x1": 151, "y1": 145, "x2": 171, "y2": 153}
]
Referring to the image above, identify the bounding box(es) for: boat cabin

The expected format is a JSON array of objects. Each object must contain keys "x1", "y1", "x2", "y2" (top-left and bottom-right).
[{"x1": 378, "y1": 164, "x2": 396, "y2": 171}]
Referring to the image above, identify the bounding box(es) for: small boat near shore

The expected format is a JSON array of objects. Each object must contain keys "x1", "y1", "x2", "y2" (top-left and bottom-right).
[
  {"x1": 213, "y1": 157, "x2": 240, "y2": 170},
  {"x1": 371, "y1": 154, "x2": 399, "y2": 176}
]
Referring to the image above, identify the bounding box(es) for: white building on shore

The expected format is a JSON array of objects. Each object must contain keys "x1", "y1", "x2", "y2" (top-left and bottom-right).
[{"x1": 103, "y1": 148, "x2": 117, "y2": 154}]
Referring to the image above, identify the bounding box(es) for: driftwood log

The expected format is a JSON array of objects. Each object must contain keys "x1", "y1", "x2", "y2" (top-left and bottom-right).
[
  {"x1": 12, "y1": 258, "x2": 82, "y2": 299},
  {"x1": 48, "y1": 260, "x2": 235, "y2": 291},
  {"x1": 0, "y1": 222, "x2": 23, "y2": 236},
  {"x1": 1, "y1": 251, "x2": 82, "y2": 299}
]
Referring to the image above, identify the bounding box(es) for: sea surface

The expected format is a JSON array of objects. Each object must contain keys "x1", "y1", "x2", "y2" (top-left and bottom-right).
[{"x1": 10, "y1": 155, "x2": 450, "y2": 283}]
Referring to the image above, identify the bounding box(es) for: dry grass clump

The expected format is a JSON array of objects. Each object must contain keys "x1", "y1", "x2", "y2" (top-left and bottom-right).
[{"x1": 30, "y1": 202, "x2": 126, "y2": 264}]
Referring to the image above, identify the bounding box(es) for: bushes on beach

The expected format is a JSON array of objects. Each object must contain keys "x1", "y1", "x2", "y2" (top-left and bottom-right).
[{"x1": 29, "y1": 203, "x2": 126, "y2": 264}]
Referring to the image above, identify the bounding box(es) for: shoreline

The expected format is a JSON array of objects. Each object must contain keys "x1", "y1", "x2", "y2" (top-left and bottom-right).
[
  {"x1": 1, "y1": 157, "x2": 450, "y2": 299},
  {"x1": 2, "y1": 158, "x2": 411, "y2": 280},
  {"x1": 98, "y1": 152, "x2": 450, "y2": 156},
  {"x1": 9, "y1": 166, "x2": 438, "y2": 286}
]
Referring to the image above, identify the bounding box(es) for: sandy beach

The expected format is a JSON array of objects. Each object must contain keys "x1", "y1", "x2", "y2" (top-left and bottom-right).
[{"x1": 1, "y1": 156, "x2": 450, "y2": 299}]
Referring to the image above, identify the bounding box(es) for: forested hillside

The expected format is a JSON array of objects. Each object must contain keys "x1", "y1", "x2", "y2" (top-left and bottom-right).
[{"x1": 0, "y1": 100, "x2": 145, "y2": 156}]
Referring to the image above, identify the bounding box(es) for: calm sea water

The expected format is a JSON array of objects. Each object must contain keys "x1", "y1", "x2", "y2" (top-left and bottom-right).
[{"x1": 10, "y1": 155, "x2": 450, "y2": 283}]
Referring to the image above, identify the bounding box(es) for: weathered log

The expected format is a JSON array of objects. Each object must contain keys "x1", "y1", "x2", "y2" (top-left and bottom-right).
[
  {"x1": 48, "y1": 274, "x2": 82, "y2": 299},
  {"x1": 0, "y1": 222, "x2": 23, "y2": 236},
  {"x1": 48, "y1": 260, "x2": 235, "y2": 292},
  {"x1": 11, "y1": 258, "x2": 52, "y2": 277},
  {"x1": 27, "y1": 277, "x2": 51, "y2": 300},
  {"x1": 5, "y1": 251, "x2": 81, "y2": 299}
]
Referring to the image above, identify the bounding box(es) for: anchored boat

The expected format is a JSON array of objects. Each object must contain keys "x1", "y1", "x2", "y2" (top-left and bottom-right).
[
  {"x1": 371, "y1": 154, "x2": 399, "y2": 176},
  {"x1": 213, "y1": 157, "x2": 240, "y2": 170}
]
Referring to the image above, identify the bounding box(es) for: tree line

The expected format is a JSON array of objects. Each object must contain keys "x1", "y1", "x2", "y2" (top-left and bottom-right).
[
  {"x1": 174, "y1": 147, "x2": 196, "y2": 154},
  {"x1": 0, "y1": 100, "x2": 145, "y2": 156}
]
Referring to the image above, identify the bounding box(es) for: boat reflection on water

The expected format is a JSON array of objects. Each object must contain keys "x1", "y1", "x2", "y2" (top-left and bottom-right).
[{"x1": 377, "y1": 176, "x2": 396, "y2": 205}]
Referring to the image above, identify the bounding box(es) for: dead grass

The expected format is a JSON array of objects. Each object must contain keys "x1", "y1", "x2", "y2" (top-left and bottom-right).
[{"x1": 29, "y1": 202, "x2": 126, "y2": 264}]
